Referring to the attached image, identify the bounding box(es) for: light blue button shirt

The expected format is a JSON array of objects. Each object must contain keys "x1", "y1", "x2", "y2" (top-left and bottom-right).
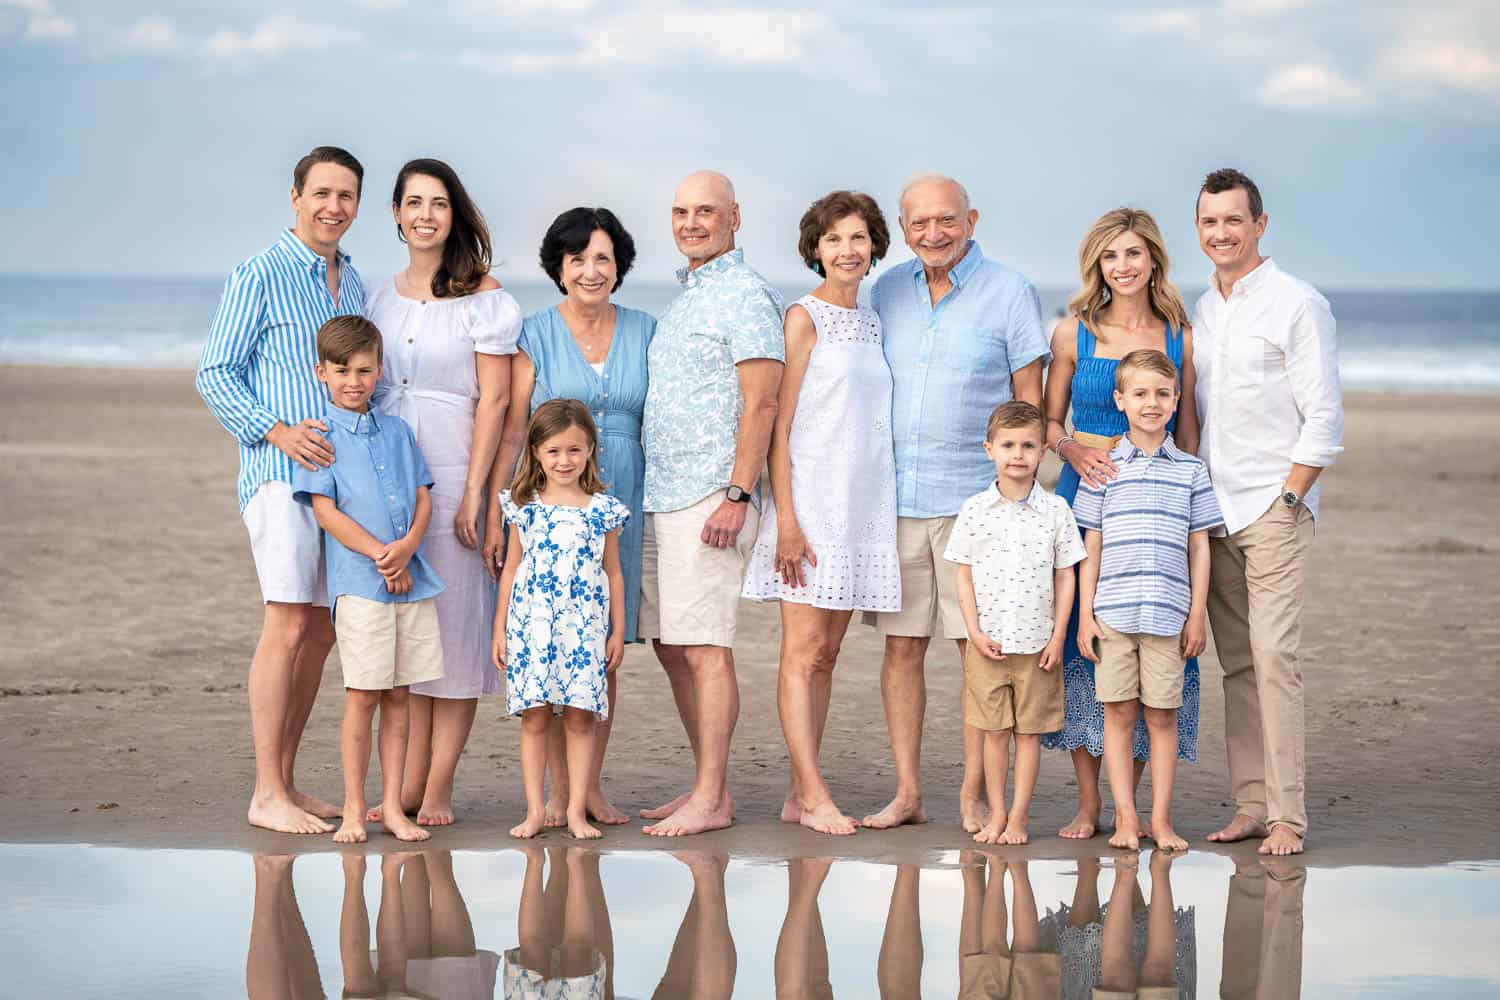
[
  {"x1": 292, "y1": 405, "x2": 444, "y2": 612},
  {"x1": 872, "y1": 240, "x2": 1049, "y2": 519}
]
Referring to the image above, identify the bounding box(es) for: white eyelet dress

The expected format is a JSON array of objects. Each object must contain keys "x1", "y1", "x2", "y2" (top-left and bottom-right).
[{"x1": 742, "y1": 294, "x2": 901, "y2": 611}]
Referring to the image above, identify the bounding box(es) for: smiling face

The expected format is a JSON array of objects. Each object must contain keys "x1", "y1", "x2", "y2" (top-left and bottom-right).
[
  {"x1": 534, "y1": 422, "x2": 594, "y2": 490},
  {"x1": 985, "y1": 420, "x2": 1044, "y2": 487},
  {"x1": 1114, "y1": 367, "x2": 1180, "y2": 439},
  {"x1": 291, "y1": 162, "x2": 360, "y2": 254},
  {"x1": 393, "y1": 172, "x2": 451, "y2": 251},
  {"x1": 671, "y1": 172, "x2": 739, "y2": 267},
  {"x1": 316, "y1": 348, "x2": 380, "y2": 412},
  {"x1": 1099, "y1": 228, "x2": 1154, "y2": 300},
  {"x1": 1196, "y1": 187, "x2": 1267, "y2": 277},
  {"x1": 900, "y1": 179, "x2": 977, "y2": 273},
  {"x1": 816, "y1": 213, "x2": 873, "y2": 285},
  {"x1": 561, "y1": 228, "x2": 618, "y2": 307}
]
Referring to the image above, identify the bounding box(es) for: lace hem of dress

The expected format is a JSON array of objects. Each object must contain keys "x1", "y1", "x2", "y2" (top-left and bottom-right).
[
  {"x1": 1040, "y1": 656, "x2": 1200, "y2": 762},
  {"x1": 741, "y1": 540, "x2": 902, "y2": 611},
  {"x1": 1041, "y1": 901, "x2": 1197, "y2": 1000}
]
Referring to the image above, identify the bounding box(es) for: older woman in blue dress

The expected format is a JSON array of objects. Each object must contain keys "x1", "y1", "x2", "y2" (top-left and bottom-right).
[
  {"x1": 364, "y1": 158, "x2": 522, "y2": 827},
  {"x1": 488, "y1": 207, "x2": 654, "y2": 827}
]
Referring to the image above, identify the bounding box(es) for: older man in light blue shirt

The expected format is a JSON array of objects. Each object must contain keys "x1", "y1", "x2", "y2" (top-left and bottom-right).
[{"x1": 862, "y1": 174, "x2": 1049, "y2": 832}]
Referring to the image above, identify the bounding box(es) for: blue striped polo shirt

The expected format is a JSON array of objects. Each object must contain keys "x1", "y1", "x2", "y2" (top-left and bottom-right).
[
  {"x1": 1072, "y1": 435, "x2": 1224, "y2": 636},
  {"x1": 197, "y1": 229, "x2": 366, "y2": 511}
]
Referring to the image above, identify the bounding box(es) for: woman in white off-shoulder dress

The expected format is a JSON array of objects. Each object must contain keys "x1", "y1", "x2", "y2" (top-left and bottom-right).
[
  {"x1": 364, "y1": 158, "x2": 522, "y2": 828},
  {"x1": 742, "y1": 190, "x2": 900, "y2": 837}
]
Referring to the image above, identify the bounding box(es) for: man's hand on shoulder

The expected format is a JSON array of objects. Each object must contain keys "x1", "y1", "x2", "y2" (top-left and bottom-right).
[{"x1": 266, "y1": 419, "x2": 334, "y2": 471}]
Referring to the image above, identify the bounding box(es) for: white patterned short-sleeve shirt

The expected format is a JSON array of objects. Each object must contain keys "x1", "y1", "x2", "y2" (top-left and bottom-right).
[
  {"x1": 642, "y1": 248, "x2": 784, "y2": 512},
  {"x1": 944, "y1": 480, "x2": 1087, "y2": 654}
]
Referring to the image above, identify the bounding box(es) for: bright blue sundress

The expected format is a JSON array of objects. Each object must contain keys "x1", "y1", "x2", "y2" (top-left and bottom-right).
[
  {"x1": 1040, "y1": 321, "x2": 1200, "y2": 762},
  {"x1": 520, "y1": 305, "x2": 655, "y2": 643}
]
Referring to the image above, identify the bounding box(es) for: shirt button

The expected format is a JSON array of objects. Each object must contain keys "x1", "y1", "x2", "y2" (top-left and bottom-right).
[
  {"x1": 402, "y1": 378, "x2": 408, "y2": 384},
  {"x1": 407, "y1": 338, "x2": 414, "y2": 344}
]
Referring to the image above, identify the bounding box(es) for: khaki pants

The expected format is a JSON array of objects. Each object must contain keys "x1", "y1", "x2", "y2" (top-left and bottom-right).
[
  {"x1": 1219, "y1": 861, "x2": 1306, "y2": 1000},
  {"x1": 1207, "y1": 499, "x2": 1315, "y2": 836}
]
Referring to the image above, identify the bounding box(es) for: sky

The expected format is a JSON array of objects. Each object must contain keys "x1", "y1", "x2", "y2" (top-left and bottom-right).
[{"x1": 2, "y1": 0, "x2": 1497, "y2": 289}]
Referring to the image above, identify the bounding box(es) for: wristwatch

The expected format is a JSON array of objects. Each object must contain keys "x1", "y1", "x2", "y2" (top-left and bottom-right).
[
  {"x1": 725, "y1": 484, "x2": 752, "y2": 504},
  {"x1": 1280, "y1": 489, "x2": 1301, "y2": 509}
]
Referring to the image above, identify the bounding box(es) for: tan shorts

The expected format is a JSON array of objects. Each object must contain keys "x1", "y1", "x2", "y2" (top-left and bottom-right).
[
  {"x1": 1095, "y1": 619, "x2": 1185, "y2": 709},
  {"x1": 1093, "y1": 988, "x2": 1180, "y2": 1000},
  {"x1": 960, "y1": 951, "x2": 1061, "y2": 1000},
  {"x1": 334, "y1": 595, "x2": 445, "y2": 691},
  {"x1": 638, "y1": 490, "x2": 758, "y2": 648},
  {"x1": 868, "y1": 516, "x2": 965, "y2": 639},
  {"x1": 964, "y1": 647, "x2": 1063, "y2": 734}
]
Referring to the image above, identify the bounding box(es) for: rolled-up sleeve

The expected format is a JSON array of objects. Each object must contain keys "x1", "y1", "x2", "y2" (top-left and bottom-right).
[
  {"x1": 1286, "y1": 296, "x2": 1344, "y2": 469},
  {"x1": 730, "y1": 285, "x2": 786, "y2": 364},
  {"x1": 1006, "y1": 279, "x2": 1050, "y2": 372},
  {"x1": 197, "y1": 264, "x2": 278, "y2": 446}
]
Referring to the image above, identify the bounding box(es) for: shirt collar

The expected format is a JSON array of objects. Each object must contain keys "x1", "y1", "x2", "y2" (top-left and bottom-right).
[
  {"x1": 1210, "y1": 255, "x2": 1276, "y2": 300},
  {"x1": 912, "y1": 239, "x2": 984, "y2": 290},
  {"x1": 1113, "y1": 433, "x2": 1186, "y2": 462},
  {"x1": 278, "y1": 228, "x2": 351, "y2": 273},
  {"x1": 325, "y1": 403, "x2": 380, "y2": 435},
  {"x1": 676, "y1": 247, "x2": 744, "y2": 287},
  {"x1": 985, "y1": 478, "x2": 1046, "y2": 511}
]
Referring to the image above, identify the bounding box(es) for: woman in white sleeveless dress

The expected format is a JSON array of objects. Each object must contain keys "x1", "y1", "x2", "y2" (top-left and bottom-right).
[
  {"x1": 364, "y1": 158, "x2": 522, "y2": 827},
  {"x1": 742, "y1": 190, "x2": 901, "y2": 836}
]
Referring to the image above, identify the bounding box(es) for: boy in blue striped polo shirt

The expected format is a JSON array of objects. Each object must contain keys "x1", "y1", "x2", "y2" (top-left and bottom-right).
[{"x1": 1074, "y1": 349, "x2": 1223, "y2": 853}]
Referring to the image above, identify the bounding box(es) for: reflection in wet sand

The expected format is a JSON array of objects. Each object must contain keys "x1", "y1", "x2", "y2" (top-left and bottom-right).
[
  {"x1": 507, "y1": 846, "x2": 612, "y2": 999},
  {"x1": 1220, "y1": 860, "x2": 1305, "y2": 1000}
]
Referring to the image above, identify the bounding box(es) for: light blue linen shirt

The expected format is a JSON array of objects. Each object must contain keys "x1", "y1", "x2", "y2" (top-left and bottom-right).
[
  {"x1": 291, "y1": 404, "x2": 444, "y2": 613},
  {"x1": 642, "y1": 248, "x2": 784, "y2": 513},
  {"x1": 872, "y1": 240, "x2": 1049, "y2": 519}
]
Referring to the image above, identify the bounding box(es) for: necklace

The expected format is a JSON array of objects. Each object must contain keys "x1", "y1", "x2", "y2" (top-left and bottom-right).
[{"x1": 560, "y1": 302, "x2": 615, "y2": 363}]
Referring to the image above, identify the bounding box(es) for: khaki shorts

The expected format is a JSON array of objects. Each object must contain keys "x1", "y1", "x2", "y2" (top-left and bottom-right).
[
  {"x1": 638, "y1": 490, "x2": 758, "y2": 648},
  {"x1": 1095, "y1": 619, "x2": 1185, "y2": 709},
  {"x1": 334, "y1": 595, "x2": 445, "y2": 691},
  {"x1": 960, "y1": 951, "x2": 1061, "y2": 1000},
  {"x1": 869, "y1": 516, "x2": 965, "y2": 639},
  {"x1": 1093, "y1": 988, "x2": 1180, "y2": 1000},
  {"x1": 964, "y1": 647, "x2": 1063, "y2": 735}
]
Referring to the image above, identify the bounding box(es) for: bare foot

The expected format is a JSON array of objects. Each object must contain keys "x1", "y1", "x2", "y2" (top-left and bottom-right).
[
  {"x1": 586, "y1": 787, "x2": 630, "y2": 826},
  {"x1": 640, "y1": 790, "x2": 690, "y2": 820},
  {"x1": 861, "y1": 796, "x2": 928, "y2": 830},
  {"x1": 567, "y1": 814, "x2": 603, "y2": 840},
  {"x1": 416, "y1": 800, "x2": 455, "y2": 826},
  {"x1": 798, "y1": 801, "x2": 858, "y2": 836},
  {"x1": 643, "y1": 797, "x2": 733, "y2": 838},
  {"x1": 1151, "y1": 820, "x2": 1188, "y2": 852},
  {"x1": 999, "y1": 813, "x2": 1030, "y2": 845},
  {"x1": 543, "y1": 797, "x2": 568, "y2": 829},
  {"x1": 1060, "y1": 806, "x2": 1100, "y2": 839},
  {"x1": 959, "y1": 794, "x2": 990, "y2": 834},
  {"x1": 510, "y1": 812, "x2": 546, "y2": 839},
  {"x1": 973, "y1": 816, "x2": 1006, "y2": 845},
  {"x1": 333, "y1": 807, "x2": 367, "y2": 844},
  {"x1": 1109, "y1": 812, "x2": 1142, "y2": 851},
  {"x1": 780, "y1": 792, "x2": 801, "y2": 824},
  {"x1": 383, "y1": 808, "x2": 432, "y2": 843},
  {"x1": 1207, "y1": 813, "x2": 1269, "y2": 844},
  {"x1": 1258, "y1": 823, "x2": 1304, "y2": 856},
  {"x1": 290, "y1": 787, "x2": 342, "y2": 820},
  {"x1": 1139, "y1": 815, "x2": 1154, "y2": 841},
  {"x1": 364, "y1": 799, "x2": 421, "y2": 824},
  {"x1": 248, "y1": 793, "x2": 335, "y2": 835}
]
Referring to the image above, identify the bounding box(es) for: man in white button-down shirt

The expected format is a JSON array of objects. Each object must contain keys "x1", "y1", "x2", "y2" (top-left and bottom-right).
[{"x1": 1192, "y1": 168, "x2": 1344, "y2": 857}]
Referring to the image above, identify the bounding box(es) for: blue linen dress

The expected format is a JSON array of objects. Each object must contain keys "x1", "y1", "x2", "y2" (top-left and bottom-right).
[
  {"x1": 1040, "y1": 321, "x2": 1200, "y2": 761},
  {"x1": 499, "y1": 490, "x2": 630, "y2": 718},
  {"x1": 520, "y1": 306, "x2": 654, "y2": 643}
]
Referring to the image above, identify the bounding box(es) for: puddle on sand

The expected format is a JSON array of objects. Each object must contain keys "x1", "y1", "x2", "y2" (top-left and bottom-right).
[{"x1": 2, "y1": 845, "x2": 1498, "y2": 998}]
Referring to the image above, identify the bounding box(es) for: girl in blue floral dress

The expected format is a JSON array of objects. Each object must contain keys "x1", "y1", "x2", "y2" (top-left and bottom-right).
[{"x1": 493, "y1": 399, "x2": 629, "y2": 841}]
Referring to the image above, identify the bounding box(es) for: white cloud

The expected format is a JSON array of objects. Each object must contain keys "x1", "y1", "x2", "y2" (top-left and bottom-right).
[
  {"x1": 121, "y1": 16, "x2": 182, "y2": 54},
  {"x1": 1, "y1": 0, "x2": 74, "y2": 41},
  {"x1": 202, "y1": 13, "x2": 364, "y2": 63},
  {"x1": 1222, "y1": 0, "x2": 1318, "y2": 13},
  {"x1": 1256, "y1": 62, "x2": 1367, "y2": 110}
]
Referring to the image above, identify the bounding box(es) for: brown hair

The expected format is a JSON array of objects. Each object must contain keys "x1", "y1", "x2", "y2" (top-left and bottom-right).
[
  {"x1": 986, "y1": 400, "x2": 1045, "y2": 440},
  {"x1": 293, "y1": 146, "x2": 364, "y2": 197},
  {"x1": 797, "y1": 190, "x2": 891, "y2": 275},
  {"x1": 392, "y1": 158, "x2": 493, "y2": 298},
  {"x1": 1067, "y1": 207, "x2": 1189, "y2": 337},
  {"x1": 1197, "y1": 167, "x2": 1264, "y2": 220},
  {"x1": 1114, "y1": 349, "x2": 1179, "y2": 392},
  {"x1": 511, "y1": 399, "x2": 605, "y2": 505},
  {"x1": 316, "y1": 315, "x2": 383, "y2": 365}
]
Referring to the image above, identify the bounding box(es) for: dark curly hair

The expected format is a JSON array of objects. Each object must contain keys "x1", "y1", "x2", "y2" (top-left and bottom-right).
[
  {"x1": 538, "y1": 207, "x2": 637, "y2": 295},
  {"x1": 796, "y1": 190, "x2": 891, "y2": 276}
]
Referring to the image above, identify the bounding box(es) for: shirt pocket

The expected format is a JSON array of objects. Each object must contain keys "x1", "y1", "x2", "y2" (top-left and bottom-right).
[{"x1": 948, "y1": 322, "x2": 1010, "y2": 369}]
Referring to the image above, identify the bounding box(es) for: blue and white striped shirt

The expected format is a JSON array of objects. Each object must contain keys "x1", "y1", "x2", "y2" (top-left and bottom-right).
[
  {"x1": 1073, "y1": 435, "x2": 1224, "y2": 637},
  {"x1": 197, "y1": 230, "x2": 366, "y2": 511}
]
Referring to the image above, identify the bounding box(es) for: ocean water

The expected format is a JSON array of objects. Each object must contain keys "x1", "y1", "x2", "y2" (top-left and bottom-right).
[{"x1": 1, "y1": 275, "x2": 1497, "y2": 392}]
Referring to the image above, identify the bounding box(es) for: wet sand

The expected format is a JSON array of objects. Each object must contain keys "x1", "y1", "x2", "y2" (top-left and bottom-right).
[{"x1": 1, "y1": 365, "x2": 1497, "y2": 866}]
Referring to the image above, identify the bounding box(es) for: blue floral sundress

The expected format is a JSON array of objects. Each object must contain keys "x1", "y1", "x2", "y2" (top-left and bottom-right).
[
  {"x1": 1040, "y1": 321, "x2": 1200, "y2": 762},
  {"x1": 500, "y1": 490, "x2": 630, "y2": 719}
]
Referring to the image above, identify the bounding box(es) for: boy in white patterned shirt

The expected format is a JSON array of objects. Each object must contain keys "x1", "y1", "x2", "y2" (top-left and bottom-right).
[{"x1": 945, "y1": 401, "x2": 1087, "y2": 845}]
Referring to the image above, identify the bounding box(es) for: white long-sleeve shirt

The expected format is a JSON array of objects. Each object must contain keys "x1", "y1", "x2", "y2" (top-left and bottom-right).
[{"x1": 1192, "y1": 258, "x2": 1344, "y2": 535}]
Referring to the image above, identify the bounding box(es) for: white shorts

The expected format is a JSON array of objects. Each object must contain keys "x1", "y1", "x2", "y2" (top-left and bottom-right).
[
  {"x1": 638, "y1": 490, "x2": 758, "y2": 648},
  {"x1": 242, "y1": 480, "x2": 328, "y2": 606}
]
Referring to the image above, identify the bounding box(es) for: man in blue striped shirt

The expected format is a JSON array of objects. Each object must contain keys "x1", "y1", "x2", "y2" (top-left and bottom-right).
[
  {"x1": 196, "y1": 146, "x2": 367, "y2": 835},
  {"x1": 1073, "y1": 349, "x2": 1222, "y2": 854}
]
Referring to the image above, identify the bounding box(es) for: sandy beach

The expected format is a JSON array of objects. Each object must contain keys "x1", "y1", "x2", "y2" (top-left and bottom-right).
[{"x1": 1, "y1": 364, "x2": 1496, "y2": 866}]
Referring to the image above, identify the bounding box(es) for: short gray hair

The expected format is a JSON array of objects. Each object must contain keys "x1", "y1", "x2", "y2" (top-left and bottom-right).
[{"x1": 898, "y1": 173, "x2": 971, "y2": 221}]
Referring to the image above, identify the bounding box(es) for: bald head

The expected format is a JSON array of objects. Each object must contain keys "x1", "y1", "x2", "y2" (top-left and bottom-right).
[
  {"x1": 898, "y1": 173, "x2": 978, "y2": 276},
  {"x1": 672, "y1": 169, "x2": 740, "y2": 267},
  {"x1": 898, "y1": 173, "x2": 970, "y2": 221}
]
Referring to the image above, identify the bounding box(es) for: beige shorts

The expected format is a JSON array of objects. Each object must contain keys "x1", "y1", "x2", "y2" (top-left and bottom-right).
[
  {"x1": 1095, "y1": 619, "x2": 1185, "y2": 709},
  {"x1": 964, "y1": 648, "x2": 1063, "y2": 734},
  {"x1": 334, "y1": 595, "x2": 445, "y2": 691},
  {"x1": 638, "y1": 490, "x2": 758, "y2": 648},
  {"x1": 868, "y1": 516, "x2": 965, "y2": 639},
  {"x1": 1093, "y1": 988, "x2": 1180, "y2": 1000},
  {"x1": 960, "y1": 951, "x2": 1061, "y2": 999}
]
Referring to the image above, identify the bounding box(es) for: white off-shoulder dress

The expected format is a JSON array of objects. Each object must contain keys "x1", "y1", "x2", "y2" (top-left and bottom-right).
[
  {"x1": 742, "y1": 294, "x2": 901, "y2": 612},
  {"x1": 366, "y1": 279, "x2": 522, "y2": 698}
]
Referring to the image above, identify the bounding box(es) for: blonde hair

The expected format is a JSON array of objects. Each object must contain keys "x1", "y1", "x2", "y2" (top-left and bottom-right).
[
  {"x1": 1068, "y1": 208, "x2": 1189, "y2": 337},
  {"x1": 1114, "y1": 349, "x2": 1179, "y2": 392},
  {"x1": 510, "y1": 399, "x2": 605, "y2": 505}
]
